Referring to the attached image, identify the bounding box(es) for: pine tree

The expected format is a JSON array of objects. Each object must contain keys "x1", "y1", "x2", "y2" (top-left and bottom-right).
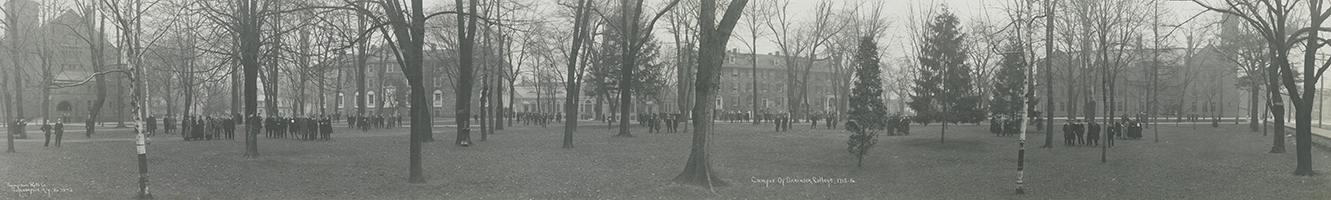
[
  {"x1": 846, "y1": 36, "x2": 886, "y2": 167},
  {"x1": 909, "y1": 8, "x2": 980, "y2": 143},
  {"x1": 990, "y1": 43, "x2": 1027, "y2": 119}
]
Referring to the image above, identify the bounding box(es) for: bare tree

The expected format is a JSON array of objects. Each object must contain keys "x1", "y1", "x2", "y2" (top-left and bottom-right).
[
  {"x1": 562, "y1": 0, "x2": 593, "y2": 148},
  {"x1": 1215, "y1": 15, "x2": 1268, "y2": 132},
  {"x1": 673, "y1": 0, "x2": 746, "y2": 190},
  {"x1": 1194, "y1": 0, "x2": 1331, "y2": 175},
  {"x1": 606, "y1": 0, "x2": 682, "y2": 137}
]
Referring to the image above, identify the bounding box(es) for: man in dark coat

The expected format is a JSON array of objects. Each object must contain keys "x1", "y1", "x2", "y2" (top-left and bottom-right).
[
  {"x1": 1087, "y1": 121, "x2": 1101, "y2": 146},
  {"x1": 1073, "y1": 120, "x2": 1085, "y2": 145},
  {"x1": 53, "y1": 122, "x2": 64, "y2": 147},
  {"x1": 41, "y1": 122, "x2": 52, "y2": 147},
  {"x1": 225, "y1": 117, "x2": 236, "y2": 140},
  {"x1": 182, "y1": 116, "x2": 191, "y2": 140},
  {"x1": 1106, "y1": 121, "x2": 1118, "y2": 147},
  {"x1": 1063, "y1": 120, "x2": 1073, "y2": 146},
  {"x1": 85, "y1": 117, "x2": 94, "y2": 138},
  {"x1": 164, "y1": 116, "x2": 175, "y2": 136},
  {"x1": 348, "y1": 115, "x2": 356, "y2": 128},
  {"x1": 146, "y1": 115, "x2": 157, "y2": 136},
  {"x1": 193, "y1": 118, "x2": 205, "y2": 140},
  {"x1": 320, "y1": 118, "x2": 333, "y2": 140},
  {"x1": 306, "y1": 117, "x2": 318, "y2": 141}
]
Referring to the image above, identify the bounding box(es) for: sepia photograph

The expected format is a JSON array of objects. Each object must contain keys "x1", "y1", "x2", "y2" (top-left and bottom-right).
[{"x1": 2, "y1": 0, "x2": 1330, "y2": 199}]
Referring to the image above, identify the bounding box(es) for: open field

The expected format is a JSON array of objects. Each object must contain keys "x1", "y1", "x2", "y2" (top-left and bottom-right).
[{"x1": 2, "y1": 122, "x2": 1329, "y2": 199}]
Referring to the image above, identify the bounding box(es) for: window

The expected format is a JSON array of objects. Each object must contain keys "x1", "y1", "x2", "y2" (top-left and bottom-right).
[
  {"x1": 433, "y1": 90, "x2": 443, "y2": 103},
  {"x1": 368, "y1": 92, "x2": 377, "y2": 108}
]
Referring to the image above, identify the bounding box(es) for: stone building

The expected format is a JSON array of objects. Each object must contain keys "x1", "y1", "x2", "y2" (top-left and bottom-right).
[{"x1": 1, "y1": 2, "x2": 125, "y2": 124}]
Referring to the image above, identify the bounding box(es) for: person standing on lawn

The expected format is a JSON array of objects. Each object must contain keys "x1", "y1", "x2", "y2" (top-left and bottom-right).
[
  {"x1": 84, "y1": 116, "x2": 93, "y2": 138},
  {"x1": 146, "y1": 115, "x2": 157, "y2": 136},
  {"x1": 53, "y1": 121, "x2": 64, "y2": 147},
  {"x1": 164, "y1": 115, "x2": 175, "y2": 136},
  {"x1": 1063, "y1": 120, "x2": 1073, "y2": 146},
  {"x1": 41, "y1": 122, "x2": 52, "y2": 147}
]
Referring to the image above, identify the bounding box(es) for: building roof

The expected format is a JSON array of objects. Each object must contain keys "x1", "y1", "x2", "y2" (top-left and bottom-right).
[{"x1": 721, "y1": 49, "x2": 835, "y2": 73}]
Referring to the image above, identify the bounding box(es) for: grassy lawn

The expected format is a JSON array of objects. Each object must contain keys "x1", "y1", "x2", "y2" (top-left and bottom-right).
[{"x1": 2, "y1": 122, "x2": 1329, "y2": 199}]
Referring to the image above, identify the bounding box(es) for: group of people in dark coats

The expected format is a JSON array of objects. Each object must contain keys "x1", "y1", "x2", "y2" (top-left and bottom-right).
[
  {"x1": 348, "y1": 115, "x2": 398, "y2": 132},
  {"x1": 1063, "y1": 118, "x2": 1145, "y2": 147},
  {"x1": 178, "y1": 115, "x2": 236, "y2": 141},
  {"x1": 267, "y1": 115, "x2": 336, "y2": 141},
  {"x1": 990, "y1": 116, "x2": 1023, "y2": 137},
  {"x1": 883, "y1": 115, "x2": 910, "y2": 135},
  {"x1": 639, "y1": 113, "x2": 681, "y2": 133},
  {"x1": 772, "y1": 113, "x2": 792, "y2": 132},
  {"x1": 39, "y1": 120, "x2": 64, "y2": 147},
  {"x1": 517, "y1": 112, "x2": 553, "y2": 127}
]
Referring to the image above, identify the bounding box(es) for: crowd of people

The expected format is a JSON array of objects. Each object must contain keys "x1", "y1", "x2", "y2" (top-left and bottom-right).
[
  {"x1": 134, "y1": 114, "x2": 341, "y2": 141},
  {"x1": 263, "y1": 115, "x2": 336, "y2": 140},
  {"x1": 989, "y1": 116, "x2": 1024, "y2": 137},
  {"x1": 636, "y1": 113, "x2": 682, "y2": 133},
  {"x1": 1062, "y1": 118, "x2": 1145, "y2": 147},
  {"x1": 348, "y1": 115, "x2": 399, "y2": 132},
  {"x1": 515, "y1": 112, "x2": 556, "y2": 127},
  {"x1": 166, "y1": 115, "x2": 237, "y2": 141}
]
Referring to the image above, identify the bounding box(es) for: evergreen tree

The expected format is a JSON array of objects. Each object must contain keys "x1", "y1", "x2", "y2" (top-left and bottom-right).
[
  {"x1": 989, "y1": 43, "x2": 1026, "y2": 119},
  {"x1": 909, "y1": 8, "x2": 980, "y2": 143},
  {"x1": 846, "y1": 36, "x2": 886, "y2": 167}
]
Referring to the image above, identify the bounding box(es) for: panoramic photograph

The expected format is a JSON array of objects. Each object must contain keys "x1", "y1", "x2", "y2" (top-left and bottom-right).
[{"x1": 2, "y1": 0, "x2": 1330, "y2": 199}]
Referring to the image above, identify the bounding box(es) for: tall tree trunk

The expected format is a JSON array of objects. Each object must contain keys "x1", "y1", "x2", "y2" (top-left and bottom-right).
[
  {"x1": 616, "y1": 0, "x2": 644, "y2": 138},
  {"x1": 266, "y1": 10, "x2": 282, "y2": 117},
  {"x1": 42, "y1": 58, "x2": 50, "y2": 126},
  {"x1": 372, "y1": 0, "x2": 433, "y2": 183},
  {"x1": 940, "y1": 118, "x2": 947, "y2": 143},
  {"x1": 87, "y1": 6, "x2": 107, "y2": 137},
  {"x1": 1042, "y1": 0, "x2": 1054, "y2": 148},
  {"x1": 116, "y1": 86, "x2": 127, "y2": 128},
  {"x1": 1251, "y1": 81, "x2": 1260, "y2": 132},
  {"x1": 1292, "y1": 3, "x2": 1321, "y2": 175},
  {"x1": 674, "y1": 0, "x2": 745, "y2": 188},
  {"x1": 563, "y1": 0, "x2": 592, "y2": 149},
  {"x1": 1269, "y1": 50, "x2": 1285, "y2": 153},
  {"x1": 480, "y1": 71, "x2": 489, "y2": 141},
  {"x1": 494, "y1": 69, "x2": 503, "y2": 131},
  {"x1": 508, "y1": 74, "x2": 515, "y2": 127},
  {"x1": 357, "y1": 12, "x2": 369, "y2": 119},
  {"x1": 240, "y1": 0, "x2": 263, "y2": 158},
  {"x1": 595, "y1": 93, "x2": 603, "y2": 121},
  {"x1": 232, "y1": 51, "x2": 240, "y2": 119},
  {"x1": 751, "y1": 41, "x2": 758, "y2": 125},
  {"x1": 454, "y1": 0, "x2": 480, "y2": 146}
]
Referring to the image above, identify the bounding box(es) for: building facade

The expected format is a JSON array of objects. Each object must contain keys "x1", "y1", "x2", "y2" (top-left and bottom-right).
[
  {"x1": 2, "y1": 3, "x2": 126, "y2": 124},
  {"x1": 714, "y1": 50, "x2": 838, "y2": 115}
]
